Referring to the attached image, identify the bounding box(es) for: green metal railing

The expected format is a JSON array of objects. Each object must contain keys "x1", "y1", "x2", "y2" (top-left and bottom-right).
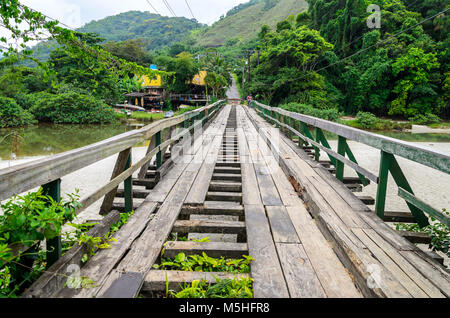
[{"x1": 251, "y1": 101, "x2": 450, "y2": 228}]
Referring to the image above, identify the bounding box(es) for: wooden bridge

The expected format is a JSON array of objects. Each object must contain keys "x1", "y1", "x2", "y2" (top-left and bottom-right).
[{"x1": 1, "y1": 101, "x2": 449, "y2": 298}]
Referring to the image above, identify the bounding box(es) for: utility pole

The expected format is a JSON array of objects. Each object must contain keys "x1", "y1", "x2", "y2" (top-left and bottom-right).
[
  {"x1": 247, "y1": 52, "x2": 251, "y2": 83},
  {"x1": 242, "y1": 60, "x2": 245, "y2": 99}
]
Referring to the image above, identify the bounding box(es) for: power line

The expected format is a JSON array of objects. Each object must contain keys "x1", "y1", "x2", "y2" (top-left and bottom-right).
[
  {"x1": 162, "y1": 0, "x2": 177, "y2": 17},
  {"x1": 184, "y1": 0, "x2": 196, "y2": 20},
  {"x1": 316, "y1": 7, "x2": 449, "y2": 73},
  {"x1": 145, "y1": 0, "x2": 160, "y2": 15}
]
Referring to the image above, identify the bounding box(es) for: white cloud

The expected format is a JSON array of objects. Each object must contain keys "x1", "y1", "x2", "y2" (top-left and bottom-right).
[{"x1": 22, "y1": 0, "x2": 250, "y2": 27}]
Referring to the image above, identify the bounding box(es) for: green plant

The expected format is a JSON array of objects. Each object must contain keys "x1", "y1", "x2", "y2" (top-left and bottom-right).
[
  {"x1": 0, "y1": 97, "x2": 36, "y2": 128},
  {"x1": 154, "y1": 252, "x2": 254, "y2": 274},
  {"x1": 168, "y1": 276, "x2": 254, "y2": 298},
  {"x1": 29, "y1": 91, "x2": 115, "y2": 124},
  {"x1": 0, "y1": 189, "x2": 80, "y2": 247},
  {"x1": 395, "y1": 209, "x2": 450, "y2": 257},
  {"x1": 280, "y1": 103, "x2": 341, "y2": 122},
  {"x1": 409, "y1": 113, "x2": 441, "y2": 126},
  {"x1": 0, "y1": 189, "x2": 81, "y2": 297}
]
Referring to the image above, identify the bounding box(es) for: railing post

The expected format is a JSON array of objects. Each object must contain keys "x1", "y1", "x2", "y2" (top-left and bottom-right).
[
  {"x1": 336, "y1": 136, "x2": 346, "y2": 181},
  {"x1": 314, "y1": 128, "x2": 321, "y2": 162},
  {"x1": 156, "y1": 130, "x2": 162, "y2": 169},
  {"x1": 42, "y1": 179, "x2": 62, "y2": 268},
  {"x1": 375, "y1": 151, "x2": 390, "y2": 220},
  {"x1": 124, "y1": 152, "x2": 133, "y2": 213}
]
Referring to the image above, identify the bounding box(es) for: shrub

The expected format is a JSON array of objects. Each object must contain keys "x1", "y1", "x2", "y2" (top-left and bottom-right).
[
  {"x1": 355, "y1": 111, "x2": 379, "y2": 129},
  {"x1": 0, "y1": 97, "x2": 36, "y2": 128},
  {"x1": 29, "y1": 91, "x2": 115, "y2": 124},
  {"x1": 409, "y1": 113, "x2": 441, "y2": 125},
  {"x1": 280, "y1": 103, "x2": 341, "y2": 122}
]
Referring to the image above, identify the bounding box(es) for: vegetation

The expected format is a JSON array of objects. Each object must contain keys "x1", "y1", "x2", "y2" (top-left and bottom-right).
[
  {"x1": 0, "y1": 97, "x2": 36, "y2": 128},
  {"x1": 0, "y1": 189, "x2": 81, "y2": 297},
  {"x1": 168, "y1": 276, "x2": 254, "y2": 298},
  {"x1": 194, "y1": 0, "x2": 308, "y2": 47},
  {"x1": 395, "y1": 209, "x2": 450, "y2": 257},
  {"x1": 240, "y1": 0, "x2": 449, "y2": 126},
  {"x1": 0, "y1": 188, "x2": 135, "y2": 297}
]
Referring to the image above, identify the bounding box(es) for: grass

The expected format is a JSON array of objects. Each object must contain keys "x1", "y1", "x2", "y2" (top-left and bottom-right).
[
  {"x1": 115, "y1": 106, "x2": 201, "y2": 123},
  {"x1": 428, "y1": 122, "x2": 450, "y2": 129},
  {"x1": 342, "y1": 119, "x2": 412, "y2": 131}
]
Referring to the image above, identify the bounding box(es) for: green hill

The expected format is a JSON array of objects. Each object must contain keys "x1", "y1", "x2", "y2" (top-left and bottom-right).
[
  {"x1": 194, "y1": 0, "x2": 308, "y2": 47},
  {"x1": 25, "y1": 11, "x2": 203, "y2": 64},
  {"x1": 78, "y1": 11, "x2": 203, "y2": 50}
]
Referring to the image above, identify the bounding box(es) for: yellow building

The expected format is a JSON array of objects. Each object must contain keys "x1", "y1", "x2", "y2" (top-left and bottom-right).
[
  {"x1": 141, "y1": 74, "x2": 162, "y2": 87},
  {"x1": 192, "y1": 70, "x2": 207, "y2": 86}
]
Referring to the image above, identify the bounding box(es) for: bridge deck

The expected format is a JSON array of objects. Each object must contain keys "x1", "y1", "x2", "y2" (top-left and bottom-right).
[{"x1": 25, "y1": 104, "x2": 450, "y2": 298}]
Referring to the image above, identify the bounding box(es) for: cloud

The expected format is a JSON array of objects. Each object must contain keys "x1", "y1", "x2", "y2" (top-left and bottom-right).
[{"x1": 22, "y1": 0, "x2": 250, "y2": 27}]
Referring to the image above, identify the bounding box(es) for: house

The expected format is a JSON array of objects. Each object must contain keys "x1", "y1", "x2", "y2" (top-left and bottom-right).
[{"x1": 125, "y1": 65, "x2": 166, "y2": 110}]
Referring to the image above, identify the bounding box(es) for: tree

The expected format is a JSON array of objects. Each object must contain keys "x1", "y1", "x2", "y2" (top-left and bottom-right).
[{"x1": 103, "y1": 39, "x2": 153, "y2": 66}]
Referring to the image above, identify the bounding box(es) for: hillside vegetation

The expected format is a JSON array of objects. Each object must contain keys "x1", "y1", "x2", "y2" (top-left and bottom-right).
[
  {"x1": 194, "y1": 0, "x2": 308, "y2": 47},
  {"x1": 78, "y1": 11, "x2": 203, "y2": 50}
]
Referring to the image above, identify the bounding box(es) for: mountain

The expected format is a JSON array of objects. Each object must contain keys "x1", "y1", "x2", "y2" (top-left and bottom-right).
[
  {"x1": 194, "y1": 0, "x2": 308, "y2": 47},
  {"x1": 77, "y1": 11, "x2": 204, "y2": 51}
]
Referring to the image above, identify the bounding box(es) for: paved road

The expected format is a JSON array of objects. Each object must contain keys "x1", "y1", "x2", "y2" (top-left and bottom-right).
[{"x1": 226, "y1": 76, "x2": 240, "y2": 100}]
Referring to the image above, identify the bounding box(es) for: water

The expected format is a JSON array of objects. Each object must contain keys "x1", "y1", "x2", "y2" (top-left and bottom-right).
[{"x1": 0, "y1": 123, "x2": 133, "y2": 161}]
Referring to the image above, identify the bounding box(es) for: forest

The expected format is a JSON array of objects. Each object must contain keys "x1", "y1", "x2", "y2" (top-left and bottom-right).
[
  {"x1": 0, "y1": 0, "x2": 449, "y2": 129},
  {"x1": 240, "y1": 0, "x2": 449, "y2": 126}
]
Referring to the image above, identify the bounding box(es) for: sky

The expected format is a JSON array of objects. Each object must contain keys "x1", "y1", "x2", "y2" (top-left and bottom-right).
[{"x1": 20, "y1": 0, "x2": 251, "y2": 28}]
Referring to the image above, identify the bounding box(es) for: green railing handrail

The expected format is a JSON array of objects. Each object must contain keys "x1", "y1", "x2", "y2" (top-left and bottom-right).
[{"x1": 250, "y1": 101, "x2": 449, "y2": 229}]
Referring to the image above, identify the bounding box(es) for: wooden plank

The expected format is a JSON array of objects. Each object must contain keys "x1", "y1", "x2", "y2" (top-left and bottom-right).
[
  {"x1": 162, "y1": 241, "x2": 248, "y2": 259},
  {"x1": 276, "y1": 243, "x2": 326, "y2": 298},
  {"x1": 399, "y1": 251, "x2": 450, "y2": 297},
  {"x1": 209, "y1": 181, "x2": 242, "y2": 192},
  {"x1": 205, "y1": 192, "x2": 242, "y2": 203},
  {"x1": 142, "y1": 270, "x2": 250, "y2": 293},
  {"x1": 244, "y1": 204, "x2": 289, "y2": 298},
  {"x1": 100, "y1": 148, "x2": 132, "y2": 215},
  {"x1": 22, "y1": 211, "x2": 121, "y2": 298},
  {"x1": 398, "y1": 231, "x2": 431, "y2": 244},
  {"x1": 172, "y1": 220, "x2": 246, "y2": 236},
  {"x1": 362, "y1": 229, "x2": 445, "y2": 298},
  {"x1": 94, "y1": 108, "x2": 229, "y2": 298},
  {"x1": 284, "y1": 205, "x2": 362, "y2": 298},
  {"x1": 138, "y1": 134, "x2": 156, "y2": 179},
  {"x1": 184, "y1": 107, "x2": 229, "y2": 205},
  {"x1": 266, "y1": 206, "x2": 300, "y2": 244},
  {"x1": 56, "y1": 201, "x2": 158, "y2": 298},
  {"x1": 253, "y1": 164, "x2": 283, "y2": 206},
  {"x1": 181, "y1": 202, "x2": 244, "y2": 218},
  {"x1": 352, "y1": 228, "x2": 428, "y2": 298}
]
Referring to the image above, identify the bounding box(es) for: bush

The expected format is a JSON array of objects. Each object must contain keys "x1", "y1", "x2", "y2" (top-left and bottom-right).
[
  {"x1": 0, "y1": 97, "x2": 36, "y2": 128},
  {"x1": 280, "y1": 103, "x2": 341, "y2": 122},
  {"x1": 29, "y1": 91, "x2": 115, "y2": 124},
  {"x1": 409, "y1": 113, "x2": 441, "y2": 125},
  {"x1": 355, "y1": 112, "x2": 379, "y2": 129}
]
